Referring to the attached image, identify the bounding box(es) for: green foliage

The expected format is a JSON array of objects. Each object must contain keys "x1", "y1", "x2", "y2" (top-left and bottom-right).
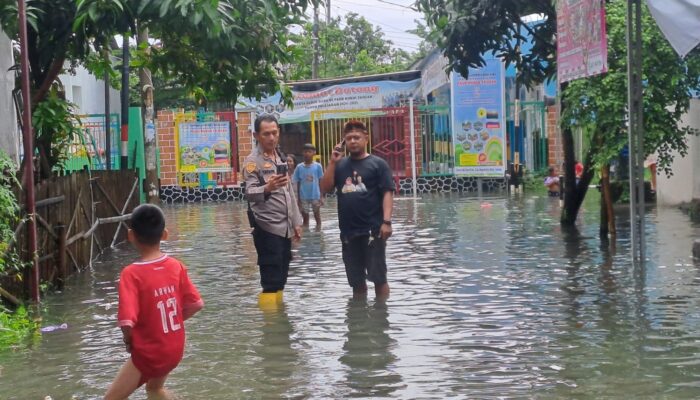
[
  {"x1": 287, "y1": 13, "x2": 414, "y2": 80},
  {"x1": 523, "y1": 168, "x2": 549, "y2": 192},
  {"x1": 0, "y1": 306, "x2": 39, "y2": 349},
  {"x1": 406, "y1": 19, "x2": 440, "y2": 62},
  {"x1": 417, "y1": 0, "x2": 556, "y2": 87},
  {"x1": 561, "y1": 2, "x2": 700, "y2": 176},
  {"x1": 32, "y1": 90, "x2": 83, "y2": 172},
  {"x1": 0, "y1": 0, "x2": 313, "y2": 175},
  {"x1": 0, "y1": 151, "x2": 21, "y2": 277}
]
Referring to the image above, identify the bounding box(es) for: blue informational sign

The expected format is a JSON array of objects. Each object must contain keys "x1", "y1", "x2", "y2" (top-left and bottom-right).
[{"x1": 451, "y1": 59, "x2": 507, "y2": 177}]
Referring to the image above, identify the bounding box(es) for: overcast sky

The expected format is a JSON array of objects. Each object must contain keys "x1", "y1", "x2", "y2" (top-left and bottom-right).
[{"x1": 322, "y1": 0, "x2": 425, "y2": 52}]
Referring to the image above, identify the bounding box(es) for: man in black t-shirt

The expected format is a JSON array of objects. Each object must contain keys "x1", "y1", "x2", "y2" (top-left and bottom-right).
[{"x1": 320, "y1": 120, "x2": 395, "y2": 299}]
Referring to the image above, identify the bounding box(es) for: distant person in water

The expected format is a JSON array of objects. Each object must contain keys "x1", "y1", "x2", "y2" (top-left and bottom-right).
[
  {"x1": 105, "y1": 204, "x2": 204, "y2": 400},
  {"x1": 544, "y1": 166, "x2": 560, "y2": 197},
  {"x1": 292, "y1": 144, "x2": 324, "y2": 227}
]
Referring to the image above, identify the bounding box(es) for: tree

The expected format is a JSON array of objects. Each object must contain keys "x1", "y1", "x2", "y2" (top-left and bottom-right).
[
  {"x1": 288, "y1": 13, "x2": 413, "y2": 80},
  {"x1": 406, "y1": 19, "x2": 445, "y2": 64},
  {"x1": 419, "y1": 0, "x2": 700, "y2": 228},
  {"x1": 0, "y1": 0, "x2": 313, "y2": 177},
  {"x1": 562, "y1": 2, "x2": 700, "y2": 234}
]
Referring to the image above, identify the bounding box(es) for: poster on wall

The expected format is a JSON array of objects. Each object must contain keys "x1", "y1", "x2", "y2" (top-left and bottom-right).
[
  {"x1": 557, "y1": 0, "x2": 608, "y2": 83},
  {"x1": 177, "y1": 121, "x2": 231, "y2": 173},
  {"x1": 450, "y1": 58, "x2": 506, "y2": 177},
  {"x1": 240, "y1": 80, "x2": 420, "y2": 124}
]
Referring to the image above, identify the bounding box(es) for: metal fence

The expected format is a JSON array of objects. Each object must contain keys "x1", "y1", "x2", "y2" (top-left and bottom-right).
[
  {"x1": 506, "y1": 101, "x2": 548, "y2": 172},
  {"x1": 64, "y1": 114, "x2": 120, "y2": 171},
  {"x1": 310, "y1": 108, "x2": 411, "y2": 177},
  {"x1": 418, "y1": 105, "x2": 453, "y2": 176}
]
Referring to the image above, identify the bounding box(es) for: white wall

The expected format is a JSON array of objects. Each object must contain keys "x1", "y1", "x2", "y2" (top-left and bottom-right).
[
  {"x1": 657, "y1": 99, "x2": 700, "y2": 205},
  {"x1": 59, "y1": 65, "x2": 121, "y2": 116},
  {"x1": 0, "y1": 32, "x2": 19, "y2": 164}
]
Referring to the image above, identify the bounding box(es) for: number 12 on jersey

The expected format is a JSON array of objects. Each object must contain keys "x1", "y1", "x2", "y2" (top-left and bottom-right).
[{"x1": 157, "y1": 297, "x2": 181, "y2": 333}]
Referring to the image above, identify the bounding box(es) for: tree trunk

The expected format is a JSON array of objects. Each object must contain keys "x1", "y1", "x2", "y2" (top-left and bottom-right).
[
  {"x1": 31, "y1": 57, "x2": 65, "y2": 108},
  {"x1": 601, "y1": 164, "x2": 616, "y2": 237},
  {"x1": 600, "y1": 182, "x2": 608, "y2": 237},
  {"x1": 138, "y1": 26, "x2": 160, "y2": 204},
  {"x1": 559, "y1": 83, "x2": 598, "y2": 226}
]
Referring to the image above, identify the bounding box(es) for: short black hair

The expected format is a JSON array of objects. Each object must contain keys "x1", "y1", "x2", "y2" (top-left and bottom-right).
[
  {"x1": 303, "y1": 143, "x2": 316, "y2": 151},
  {"x1": 130, "y1": 204, "x2": 165, "y2": 245},
  {"x1": 343, "y1": 120, "x2": 368, "y2": 135},
  {"x1": 254, "y1": 114, "x2": 280, "y2": 133}
]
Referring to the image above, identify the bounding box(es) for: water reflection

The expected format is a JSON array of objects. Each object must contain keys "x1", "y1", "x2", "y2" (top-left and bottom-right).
[
  {"x1": 340, "y1": 299, "x2": 402, "y2": 397},
  {"x1": 253, "y1": 307, "x2": 301, "y2": 398}
]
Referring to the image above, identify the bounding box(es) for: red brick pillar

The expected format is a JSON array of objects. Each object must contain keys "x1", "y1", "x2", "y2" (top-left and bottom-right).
[
  {"x1": 157, "y1": 110, "x2": 177, "y2": 186},
  {"x1": 236, "y1": 111, "x2": 253, "y2": 182},
  {"x1": 546, "y1": 105, "x2": 564, "y2": 170},
  {"x1": 402, "y1": 107, "x2": 423, "y2": 178}
]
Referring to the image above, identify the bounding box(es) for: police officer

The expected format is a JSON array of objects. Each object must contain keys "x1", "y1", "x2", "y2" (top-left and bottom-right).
[{"x1": 243, "y1": 115, "x2": 302, "y2": 308}]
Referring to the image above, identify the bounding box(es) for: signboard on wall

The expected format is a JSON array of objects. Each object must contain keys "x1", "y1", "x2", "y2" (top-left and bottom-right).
[
  {"x1": 240, "y1": 80, "x2": 420, "y2": 124},
  {"x1": 557, "y1": 0, "x2": 608, "y2": 83},
  {"x1": 421, "y1": 53, "x2": 450, "y2": 96},
  {"x1": 450, "y1": 58, "x2": 506, "y2": 177},
  {"x1": 177, "y1": 121, "x2": 231, "y2": 173}
]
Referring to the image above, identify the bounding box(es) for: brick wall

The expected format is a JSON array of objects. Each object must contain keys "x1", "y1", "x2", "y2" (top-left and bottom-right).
[
  {"x1": 403, "y1": 108, "x2": 423, "y2": 176},
  {"x1": 237, "y1": 111, "x2": 253, "y2": 182},
  {"x1": 157, "y1": 110, "x2": 177, "y2": 186},
  {"x1": 546, "y1": 105, "x2": 564, "y2": 170}
]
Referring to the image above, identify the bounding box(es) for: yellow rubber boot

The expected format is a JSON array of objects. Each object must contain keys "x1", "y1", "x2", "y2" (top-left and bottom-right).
[
  {"x1": 276, "y1": 290, "x2": 283, "y2": 303},
  {"x1": 258, "y1": 292, "x2": 279, "y2": 311}
]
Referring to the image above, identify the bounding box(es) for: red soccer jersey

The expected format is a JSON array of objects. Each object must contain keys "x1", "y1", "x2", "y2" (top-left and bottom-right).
[{"x1": 117, "y1": 255, "x2": 203, "y2": 379}]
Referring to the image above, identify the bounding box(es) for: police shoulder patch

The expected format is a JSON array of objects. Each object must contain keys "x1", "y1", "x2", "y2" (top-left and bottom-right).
[{"x1": 245, "y1": 162, "x2": 257, "y2": 173}]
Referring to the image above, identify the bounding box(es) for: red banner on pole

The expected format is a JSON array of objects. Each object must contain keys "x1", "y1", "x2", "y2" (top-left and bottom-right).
[{"x1": 557, "y1": 0, "x2": 609, "y2": 83}]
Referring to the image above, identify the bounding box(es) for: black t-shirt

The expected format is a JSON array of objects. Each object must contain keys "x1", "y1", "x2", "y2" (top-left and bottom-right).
[{"x1": 334, "y1": 154, "x2": 395, "y2": 238}]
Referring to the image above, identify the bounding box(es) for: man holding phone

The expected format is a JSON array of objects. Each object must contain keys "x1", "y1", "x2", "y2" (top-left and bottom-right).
[
  {"x1": 243, "y1": 115, "x2": 303, "y2": 308},
  {"x1": 320, "y1": 120, "x2": 395, "y2": 300}
]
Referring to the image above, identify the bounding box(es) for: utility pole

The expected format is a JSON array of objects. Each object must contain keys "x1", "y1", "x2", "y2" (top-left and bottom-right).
[
  {"x1": 17, "y1": 0, "x2": 39, "y2": 303},
  {"x1": 326, "y1": 0, "x2": 331, "y2": 24},
  {"x1": 120, "y1": 33, "x2": 130, "y2": 170},
  {"x1": 138, "y1": 26, "x2": 160, "y2": 204},
  {"x1": 312, "y1": 4, "x2": 320, "y2": 79},
  {"x1": 627, "y1": 0, "x2": 645, "y2": 263},
  {"x1": 104, "y1": 47, "x2": 111, "y2": 170}
]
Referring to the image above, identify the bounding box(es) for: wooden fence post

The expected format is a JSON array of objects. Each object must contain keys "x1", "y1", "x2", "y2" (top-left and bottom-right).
[{"x1": 56, "y1": 224, "x2": 66, "y2": 290}]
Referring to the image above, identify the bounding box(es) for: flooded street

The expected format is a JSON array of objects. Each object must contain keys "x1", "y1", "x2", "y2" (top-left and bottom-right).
[{"x1": 2, "y1": 193, "x2": 700, "y2": 399}]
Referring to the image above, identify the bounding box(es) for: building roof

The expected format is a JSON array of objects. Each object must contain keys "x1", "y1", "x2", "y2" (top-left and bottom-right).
[{"x1": 288, "y1": 70, "x2": 421, "y2": 91}]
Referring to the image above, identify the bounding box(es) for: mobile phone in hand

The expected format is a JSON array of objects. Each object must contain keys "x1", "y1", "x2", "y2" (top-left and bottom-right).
[
  {"x1": 276, "y1": 163, "x2": 288, "y2": 175},
  {"x1": 335, "y1": 139, "x2": 346, "y2": 153}
]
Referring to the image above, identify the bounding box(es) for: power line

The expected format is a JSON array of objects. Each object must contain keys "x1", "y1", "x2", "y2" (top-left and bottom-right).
[
  {"x1": 332, "y1": 4, "x2": 419, "y2": 35},
  {"x1": 376, "y1": 0, "x2": 418, "y2": 11},
  {"x1": 335, "y1": 0, "x2": 414, "y2": 12}
]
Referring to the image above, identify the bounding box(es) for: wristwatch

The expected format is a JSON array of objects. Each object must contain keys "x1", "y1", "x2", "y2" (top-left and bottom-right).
[{"x1": 382, "y1": 220, "x2": 392, "y2": 226}]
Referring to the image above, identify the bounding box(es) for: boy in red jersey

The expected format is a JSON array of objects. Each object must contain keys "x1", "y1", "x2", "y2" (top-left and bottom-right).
[{"x1": 105, "y1": 204, "x2": 204, "y2": 400}]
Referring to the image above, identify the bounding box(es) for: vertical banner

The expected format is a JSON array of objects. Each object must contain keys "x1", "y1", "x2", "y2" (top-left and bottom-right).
[
  {"x1": 451, "y1": 59, "x2": 506, "y2": 177},
  {"x1": 557, "y1": 0, "x2": 608, "y2": 83},
  {"x1": 177, "y1": 121, "x2": 231, "y2": 173}
]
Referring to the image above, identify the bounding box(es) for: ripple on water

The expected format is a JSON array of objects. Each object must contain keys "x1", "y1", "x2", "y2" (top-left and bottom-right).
[{"x1": 3, "y1": 197, "x2": 700, "y2": 398}]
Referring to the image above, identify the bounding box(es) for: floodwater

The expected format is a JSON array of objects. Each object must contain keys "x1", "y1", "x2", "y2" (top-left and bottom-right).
[{"x1": 1, "y1": 193, "x2": 700, "y2": 399}]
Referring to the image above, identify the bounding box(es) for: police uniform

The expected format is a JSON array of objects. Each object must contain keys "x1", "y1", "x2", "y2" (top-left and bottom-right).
[{"x1": 243, "y1": 146, "x2": 302, "y2": 293}]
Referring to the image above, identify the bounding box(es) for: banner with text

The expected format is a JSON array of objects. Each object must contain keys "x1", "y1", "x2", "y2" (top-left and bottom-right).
[
  {"x1": 177, "y1": 121, "x2": 231, "y2": 173},
  {"x1": 240, "y1": 80, "x2": 420, "y2": 124},
  {"x1": 451, "y1": 59, "x2": 506, "y2": 177},
  {"x1": 557, "y1": 0, "x2": 608, "y2": 83}
]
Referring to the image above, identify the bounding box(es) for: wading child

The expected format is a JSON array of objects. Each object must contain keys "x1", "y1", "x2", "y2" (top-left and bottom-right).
[
  {"x1": 292, "y1": 144, "x2": 324, "y2": 227},
  {"x1": 105, "y1": 204, "x2": 204, "y2": 400}
]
